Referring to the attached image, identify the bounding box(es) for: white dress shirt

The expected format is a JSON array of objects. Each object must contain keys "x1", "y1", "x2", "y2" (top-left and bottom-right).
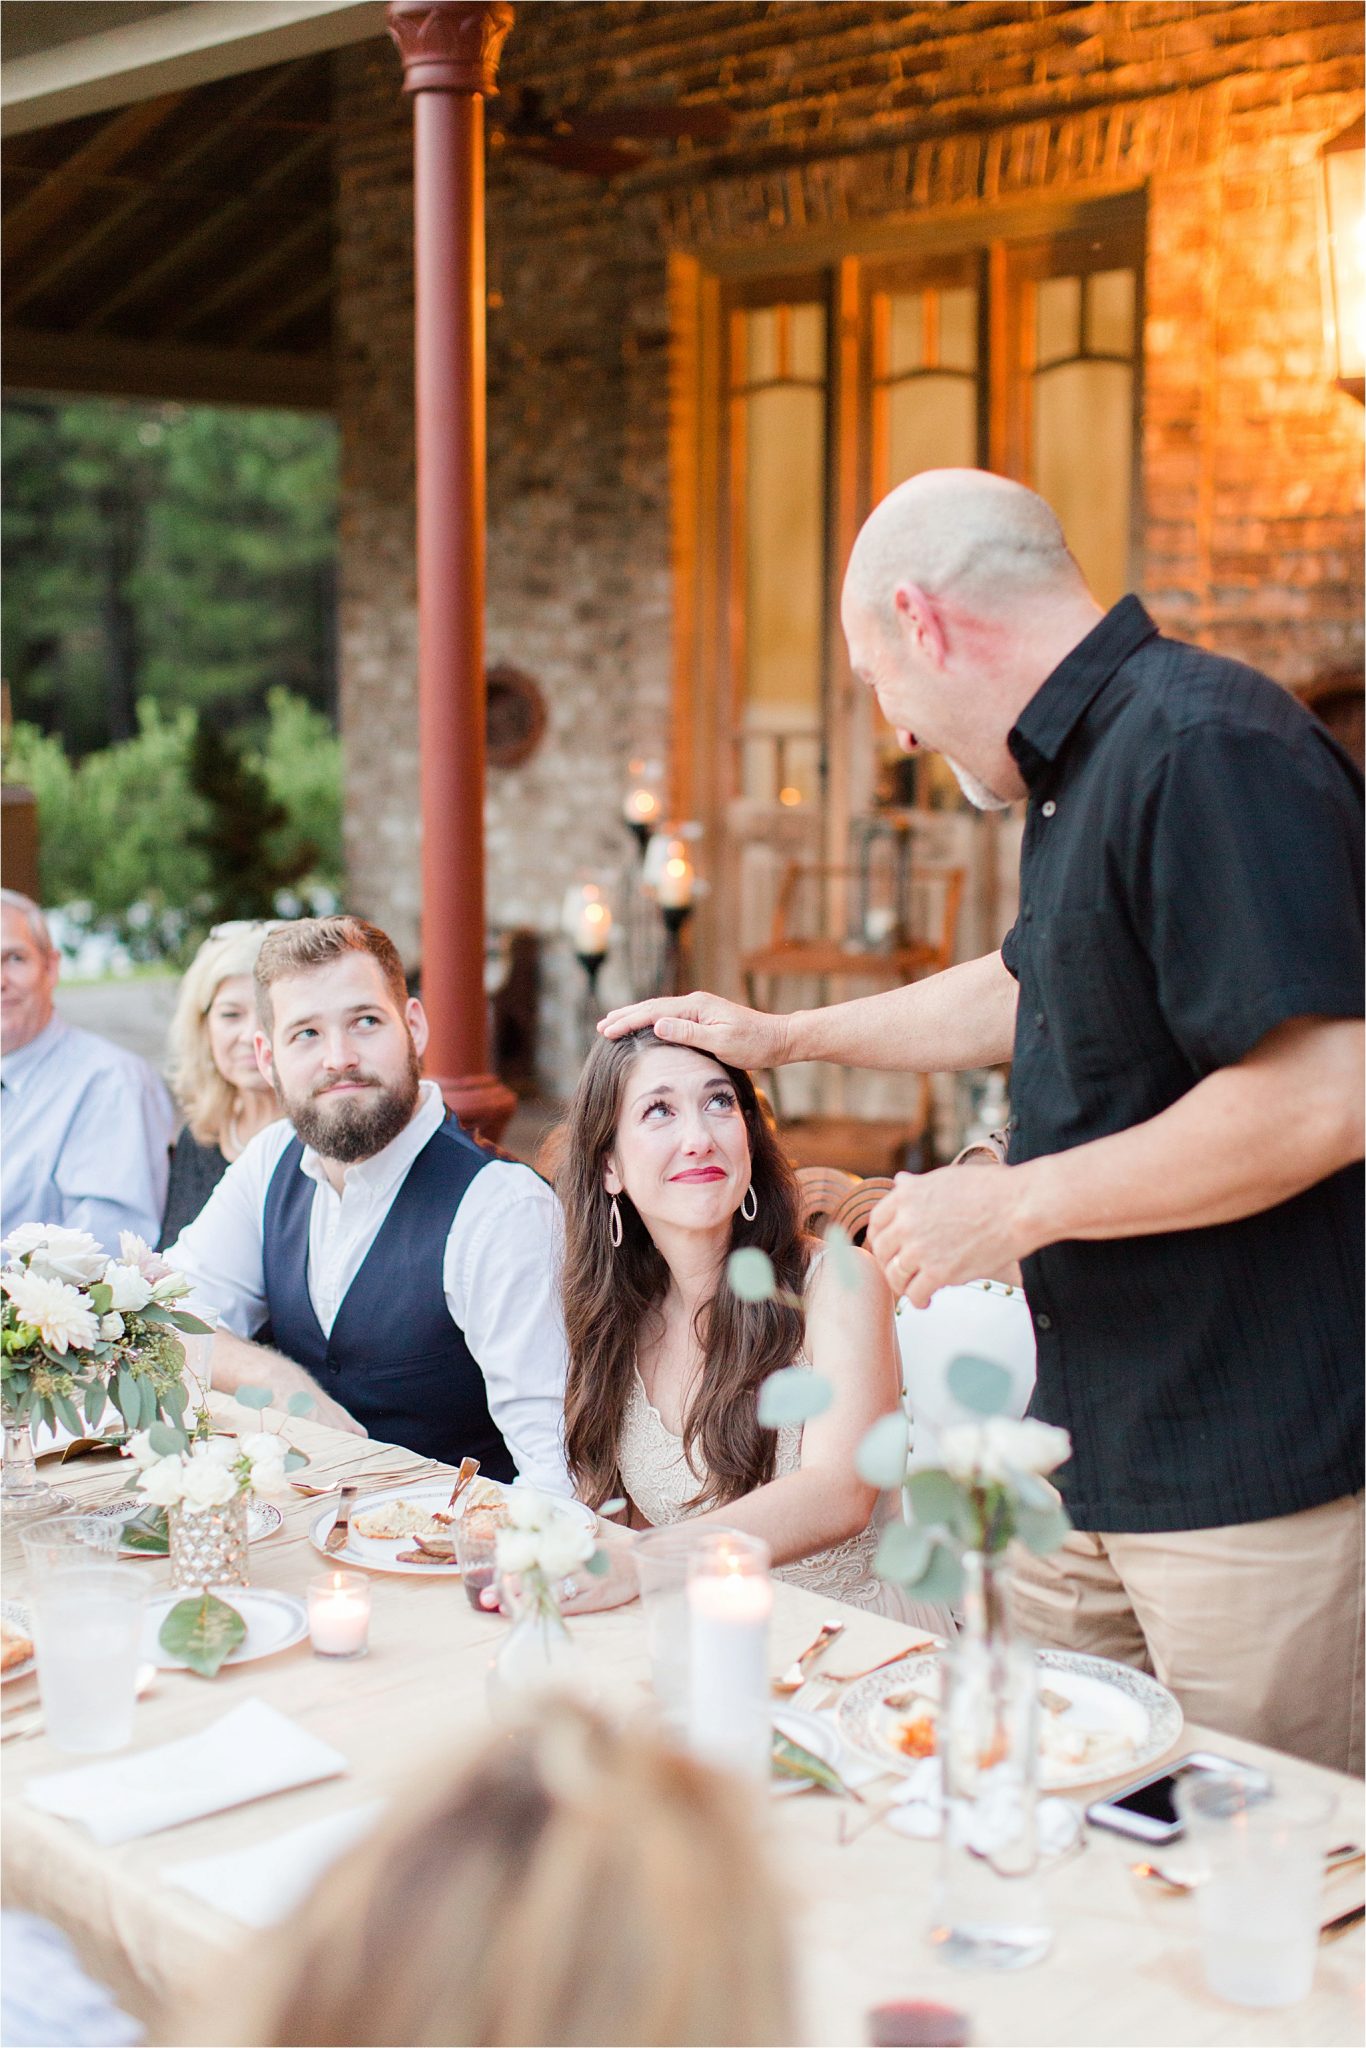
[
  {"x1": 0, "y1": 1014, "x2": 174, "y2": 1255},
  {"x1": 165, "y1": 1081, "x2": 570, "y2": 1495}
]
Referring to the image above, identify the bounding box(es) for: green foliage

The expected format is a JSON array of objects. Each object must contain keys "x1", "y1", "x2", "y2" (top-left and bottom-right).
[
  {"x1": 187, "y1": 716, "x2": 310, "y2": 926},
  {"x1": 727, "y1": 1247, "x2": 778, "y2": 1303},
  {"x1": 854, "y1": 1411, "x2": 910, "y2": 1489},
  {"x1": 945, "y1": 1354, "x2": 1014, "y2": 1417},
  {"x1": 757, "y1": 1366, "x2": 834, "y2": 1428},
  {"x1": 3, "y1": 398, "x2": 338, "y2": 754},
  {"x1": 158, "y1": 1591, "x2": 247, "y2": 1678}
]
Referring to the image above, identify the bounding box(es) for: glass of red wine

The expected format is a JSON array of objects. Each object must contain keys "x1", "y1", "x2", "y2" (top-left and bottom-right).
[{"x1": 454, "y1": 1519, "x2": 502, "y2": 1614}]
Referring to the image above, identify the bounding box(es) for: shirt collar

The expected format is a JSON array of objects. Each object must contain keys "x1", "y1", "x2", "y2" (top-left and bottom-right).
[
  {"x1": 1008, "y1": 595, "x2": 1159, "y2": 788},
  {"x1": 299, "y1": 1077, "x2": 447, "y2": 1200},
  {"x1": 0, "y1": 1012, "x2": 69, "y2": 1087}
]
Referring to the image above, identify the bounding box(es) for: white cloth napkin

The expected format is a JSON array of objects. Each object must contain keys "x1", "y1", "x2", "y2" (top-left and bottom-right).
[
  {"x1": 24, "y1": 1699, "x2": 347, "y2": 1846},
  {"x1": 161, "y1": 1800, "x2": 384, "y2": 1927}
]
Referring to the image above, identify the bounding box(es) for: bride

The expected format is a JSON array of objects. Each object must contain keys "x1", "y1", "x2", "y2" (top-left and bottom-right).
[{"x1": 557, "y1": 1026, "x2": 916, "y2": 1616}]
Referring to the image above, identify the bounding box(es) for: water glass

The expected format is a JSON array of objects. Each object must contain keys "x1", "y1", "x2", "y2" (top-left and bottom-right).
[
  {"x1": 1176, "y1": 1772, "x2": 1335, "y2": 2008},
  {"x1": 26, "y1": 1564, "x2": 148, "y2": 1755},
  {"x1": 19, "y1": 1512, "x2": 127, "y2": 1573}
]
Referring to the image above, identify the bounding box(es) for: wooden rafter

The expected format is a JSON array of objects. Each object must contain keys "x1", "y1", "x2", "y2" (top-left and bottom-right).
[
  {"x1": 1, "y1": 325, "x2": 335, "y2": 411},
  {"x1": 239, "y1": 269, "x2": 332, "y2": 349},
  {"x1": 1, "y1": 91, "x2": 186, "y2": 266},
  {"x1": 160, "y1": 211, "x2": 328, "y2": 341}
]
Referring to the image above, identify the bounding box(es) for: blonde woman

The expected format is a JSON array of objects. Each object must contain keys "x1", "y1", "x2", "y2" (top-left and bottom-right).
[
  {"x1": 158, "y1": 921, "x2": 282, "y2": 1247},
  {"x1": 184, "y1": 1698, "x2": 794, "y2": 2047}
]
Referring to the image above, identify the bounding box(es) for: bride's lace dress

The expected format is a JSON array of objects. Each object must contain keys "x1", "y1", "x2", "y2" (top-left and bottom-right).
[{"x1": 619, "y1": 1362, "x2": 922, "y2": 1621}]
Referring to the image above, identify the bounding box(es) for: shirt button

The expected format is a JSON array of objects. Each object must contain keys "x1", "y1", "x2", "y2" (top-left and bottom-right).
[
  {"x1": 1022, "y1": 906, "x2": 1034, "y2": 922},
  {"x1": 1034, "y1": 1010, "x2": 1046, "y2": 1029},
  {"x1": 1035, "y1": 1311, "x2": 1053, "y2": 1331},
  {"x1": 1041, "y1": 799, "x2": 1057, "y2": 818}
]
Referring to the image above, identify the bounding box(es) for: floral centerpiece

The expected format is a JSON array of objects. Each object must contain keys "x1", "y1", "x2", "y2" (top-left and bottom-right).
[
  {"x1": 0, "y1": 1225, "x2": 210, "y2": 1514},
  {"x1": 489, "y1": 1488, "x2": 610, "y2": 1703}
]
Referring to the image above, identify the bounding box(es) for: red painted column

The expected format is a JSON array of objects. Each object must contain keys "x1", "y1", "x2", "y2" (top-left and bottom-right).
[{"x1": 388, "y1": 0, "x2": 516, "y2": 1141}]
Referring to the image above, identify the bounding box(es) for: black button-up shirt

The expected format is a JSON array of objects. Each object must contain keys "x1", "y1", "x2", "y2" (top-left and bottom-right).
[{"x1": 1001, "y1": 597, "x2": 1364, "y2": 1533}]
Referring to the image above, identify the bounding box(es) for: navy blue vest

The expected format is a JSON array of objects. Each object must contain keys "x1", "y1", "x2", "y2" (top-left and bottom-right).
[{"x1": 261, "y1": 1117, "x2": 515, "y2": 1479}]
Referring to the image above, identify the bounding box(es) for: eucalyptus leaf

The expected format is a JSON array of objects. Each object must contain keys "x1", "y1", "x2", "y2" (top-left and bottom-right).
[
  {"x1": 162, "y1": 1382, "x2": 189, "y2": 1422},
  {"x1": 583, "y1": 1547, "x2": 610, "y2": 1577},
  {"x1": 235, "y1": 1385, "x2": 275, "y2": 1413},
  {"x1": 285, "y1": 1390, "x2": 315, "y2": 1418},
  {"x1": 116, "y1": 1366, "x2": 139, "y2": 1426},
  {"x1": 757, "y1": 1366, "x2": 833, "y2": 1429},
  {"x1": 146, "y1": 1420, "x2": 184, "y2": 1457},
  {"x1": 598, "y1": 1496, "x2": 628, "y2": 1519},
  {"x1": 52, "y1": 1392, "x2": 83, "y2": 1438},
  {"x1": 771, "y1": 1731, "x2": 849, "y2": 1797},
  {"x1": 139, "y1": 1304, "x2": 170, "y2": 1326},
  {"x1": 283, "y1": 1448, "x2": 308, "y2": 1473},
  {"x1": 119, "y1": 1507, "x2": 170, "y2": 1556},
  {"x1": 726, "y1": 1247, "x2": 777, "y2": 1303},
  {"x1": 158, "y1": 1592, "x2": 247, "y2": 1679},
  {"x1": 874, "y1": 1518, "x2": 932, "y2": 1586},
  {"x1": 905, "y1": 1467, "x2": 969, "y2": 1536},
  {"x1": 1012, "y1": 1500, "x2": 1072, "y2": 1558},
  {"x1": 137, "y1": 1374, "x2": 158, "y2": 1430},
  {"x1": 88, "y1": 1283, "x2": 113, "y2": 1316},
  {"x1": 914, "y1": 1539, "x2": 966, "y2": 1607},
  {"x1": 945, "y1": 1353, "x2": 1014, "y2": 1418},
  {"x1": 167, "y1": 1309, "x2": 212, "y2": 1334},
  {"x1": 1004, "y1": 1465, "x2": 1054, "y2": 1512},
  {"x1": 823, "y1": 1222, "x2": 863, "y2": 1293},
  {"x1": 82, "y1": 1380, "x2": 107, "y2": 1428},
  {"x1": 855, "y1": 1411, "x2": 910, "y2": 1490}
]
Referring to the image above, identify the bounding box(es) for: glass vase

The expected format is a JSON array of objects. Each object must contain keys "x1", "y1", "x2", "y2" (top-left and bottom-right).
[
  {"x1": 488, "y1": 1576, "x2": 583, "y2": 1710},
  {"x1": 167, "y1": 1493, "x2": 250, "y2": 1590},
  {"x1": 1, "y1": 1416, "x2": 73, "y2": 1521},
  {"x1": 929, "y1": 1550, "x2": 1052, "y2": 1970}
]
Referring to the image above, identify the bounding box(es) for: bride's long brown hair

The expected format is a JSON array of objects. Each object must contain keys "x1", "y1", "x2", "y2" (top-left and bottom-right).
[{"x1": 559, "y1": 1029, "x2": 809, "y2": 1512}]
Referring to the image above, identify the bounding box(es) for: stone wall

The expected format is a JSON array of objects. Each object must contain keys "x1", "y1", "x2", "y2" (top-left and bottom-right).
[{"x1": 333, "y1": 3, "x2": 1364, "y2": 1095}]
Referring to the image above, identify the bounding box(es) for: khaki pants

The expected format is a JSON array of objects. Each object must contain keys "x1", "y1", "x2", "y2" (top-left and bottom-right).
[{"x1": 1010, "y1": 1492, "x2": 1364, "y2": 1776}]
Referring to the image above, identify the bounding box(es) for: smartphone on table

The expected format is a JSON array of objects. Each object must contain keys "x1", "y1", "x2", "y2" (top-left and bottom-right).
[{"x1": 1085, "y1": 1752, "x2": 1268, "y2": 1844}]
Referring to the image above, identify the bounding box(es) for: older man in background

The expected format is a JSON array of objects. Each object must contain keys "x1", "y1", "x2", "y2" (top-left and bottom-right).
[
  {"x1": 605, "y1": 469, "x2": 1364, "y2": 1772},
  {"x1": 0, "y1": 889, "x2": 173, "y2": 1252}
]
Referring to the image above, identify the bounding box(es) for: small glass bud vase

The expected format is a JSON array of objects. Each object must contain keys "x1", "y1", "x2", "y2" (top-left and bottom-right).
[
  {"x1": 488, "y1": 1576, "x2": 583, "y2": 1710},
  {"x1": 167, "y1": 1493, "x2": 250, "y2": 1590}
]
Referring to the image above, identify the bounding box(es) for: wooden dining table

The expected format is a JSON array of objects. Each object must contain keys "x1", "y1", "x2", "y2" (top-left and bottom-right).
[{"x1": 2, "y1": 1403, "x2": 1362, "y2": 2048}]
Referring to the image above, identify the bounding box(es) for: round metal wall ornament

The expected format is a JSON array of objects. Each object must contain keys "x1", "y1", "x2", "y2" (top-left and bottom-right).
[{"x1": 486, "y1": 663, "x2": 548, "y2": 768}]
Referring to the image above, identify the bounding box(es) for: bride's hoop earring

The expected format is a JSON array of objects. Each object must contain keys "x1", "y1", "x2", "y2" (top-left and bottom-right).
[
  {"x1": 740, "y1": 1184, "x2": 758, "y2": 1223},
  {"x1": 609, "y1": 1195, "x2": 623, "y2": 1248}
]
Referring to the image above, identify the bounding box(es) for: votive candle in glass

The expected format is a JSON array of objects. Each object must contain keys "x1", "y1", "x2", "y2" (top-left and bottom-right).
[
  {"x1": 686, "y1": 1530, "x2": 773, "y2": 1780},
  {"x1": 308, "y1": 1571, "x2": 371, "y2": 1659}
]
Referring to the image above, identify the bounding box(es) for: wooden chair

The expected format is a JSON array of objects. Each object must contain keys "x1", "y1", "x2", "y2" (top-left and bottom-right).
[{"x1": 794, "y1": 1169, "x2": 895, "y2": 1246}]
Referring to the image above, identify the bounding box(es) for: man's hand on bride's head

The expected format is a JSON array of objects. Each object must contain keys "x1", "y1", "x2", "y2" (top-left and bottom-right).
[{"x1": 596, "y1": 992, "x2": 791, "y2": 1071}]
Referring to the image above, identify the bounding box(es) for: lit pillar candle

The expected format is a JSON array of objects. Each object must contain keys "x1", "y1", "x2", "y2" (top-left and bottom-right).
[
  {"x1": 308, "y1": 1571, "x2": 371, "y2": 1658},
  {"x1": 687, "y1": 1532, "x2": 773, "y2": 1780},
  {"x1": 657, "y1": 843, "x2": 694, "y2": 910},
  {"x1": 574, "y1": 897, "x2": 611, "y2": 957},
  {"x1": 623, "y1": 785, "x2": 661, "y2": 831}
]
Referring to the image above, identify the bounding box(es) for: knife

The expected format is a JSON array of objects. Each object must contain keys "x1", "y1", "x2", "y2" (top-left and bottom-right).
[
  {"x1": 1319, "y1": 1902, "x2": 1365, "y2": 1942},
  {"x1": 324, "y1": 1484, "x2": 357, "y2": 1556}
]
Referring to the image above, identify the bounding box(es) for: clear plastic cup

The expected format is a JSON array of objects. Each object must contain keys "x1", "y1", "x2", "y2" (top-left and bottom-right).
[
  {"x1": 26, "y1": 1563, "x2": 149, "y2": 1754},
  {"x1": 633, "y1": 1527, "x2": 705, "y2": 1718},
  {"x1": 20, "y1": 1512, "x2": 128, "y2": 1573},
  {"x1": 1176, "y1": 1772, "x2": 1336, "y2": 2008}
]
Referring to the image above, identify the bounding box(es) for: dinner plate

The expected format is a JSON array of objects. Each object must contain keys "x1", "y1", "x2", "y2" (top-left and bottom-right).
[
  {"x1": 1, "y1": 1600, "x2": 36, "y2": 1685},
  {"x1": 308, "y1": 1480, "x2": 595, "y2": 1577},
  {"x1": 143, "y1": 1588, "x2": 309, "y2": 1669},
  {"x1": 81, "y1": 1499, "x2": 284, "y2": 1554},
  {"x1": 836, "y1": 1646, "x2": 1183, "y2": 1794}
]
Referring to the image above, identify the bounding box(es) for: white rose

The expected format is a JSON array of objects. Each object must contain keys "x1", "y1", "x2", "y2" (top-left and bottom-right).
[
  {"x1": 248, "y1": 1459, "x2": 290, "y2": 1500},
  {"x1": 200, "y1": 1435, "x2": 240, "y2": 1467},
  {"x1": 937, "y1": 1423, "x2": 989, "y2": 1485},
  {"x1": 138, "y1": 1457, "x2": 188, "y2": 1507},
  {"x1": 125, "y1": 1428, "x2": 160, "y2": 1470},
  {"x1": 982, "y1": 1415, "x2": 1071, "y2": 1479},
  {"x1": 150, "y1": 1271, "x2": 188, "y2": 1302},
  {"x1": 99, "y1": 1312, "x2": 125, "y2": 1341},
  {"x1": 11, "y1": 1225, "x2": 106, "y2": 1286},
  {"x1": 505, "y1": 1487, "x2": 551, "y2": 1532},
  {"x1": 104, "y1": 1263, "x2": 153, "y2": 1313},
  {"x1": 239, "y1": 1432, "x2": 285, "y2": 1468},
  {"x1": 495, "y1": 1527, "x2": 541, "y2": 1576},
  {"x1": 536, "y1": 1523, "x2": 595, "y2": 1581},
  {"x1": 179, "y1": 1457, "x2": 241, "y2": 1511},
  {"x1": 2, "y1": 1223, "x2": 51, "y2": 1261}
]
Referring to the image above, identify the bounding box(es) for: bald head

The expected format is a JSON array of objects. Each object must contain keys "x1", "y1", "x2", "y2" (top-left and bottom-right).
[{"x1": 844, "y1": 469, "x2": 1088, "y2": 634}]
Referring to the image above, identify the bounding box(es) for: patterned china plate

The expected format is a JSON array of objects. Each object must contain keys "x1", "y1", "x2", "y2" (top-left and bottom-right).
[
  {"x1": 80, "y1": 1499, "x2": 285, "y2": 1554},
  {"x1": 143, "y1": 1587, "x2": 309, "y2": 1669},
  {"x1": 1, "y1": 1600, "x2": 36, "y2": 1685},
  {"x1": 836, "y1": 1647, "x2": 1183, "y2": 1794},
  {"x1": 309, "y1": 1481, "x2": 594, "y2": 1578}
]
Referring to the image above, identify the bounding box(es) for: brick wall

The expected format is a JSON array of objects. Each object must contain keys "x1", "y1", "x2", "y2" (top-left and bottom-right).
[{"x1": 333, "y1": 3, "x2": 1364, "y2": 1094}]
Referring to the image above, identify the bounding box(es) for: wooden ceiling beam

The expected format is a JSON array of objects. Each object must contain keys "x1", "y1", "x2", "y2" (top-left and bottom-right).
[
  {"x1": 72, "y1": 129, "x2": 329, "y2": 334},
  {"x1": 4, "y1": 62, "x2": 320, "y2": 320},
  {"x1": 161, "y1": 212, "x2": 329, "y2": 341},
  {"x1": 1, "y1": 91, "x2": 187, "y2": 266},
  {"x1": 239, "y1": 270, "x2": 333, "y2": 349},
  {"x1": 1, "y1": 325, "x2": 335, "y2": 413}
]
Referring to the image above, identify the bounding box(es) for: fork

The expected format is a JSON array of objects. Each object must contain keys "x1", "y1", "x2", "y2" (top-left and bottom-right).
[{"x1": 291, "y1": 1462, "x2": 438, "y2": 1497}]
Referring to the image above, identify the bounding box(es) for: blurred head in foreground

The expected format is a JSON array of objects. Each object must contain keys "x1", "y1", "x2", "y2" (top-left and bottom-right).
[{"x1": 188, "y1": 1697, "x2": 793, "y2": 2047}]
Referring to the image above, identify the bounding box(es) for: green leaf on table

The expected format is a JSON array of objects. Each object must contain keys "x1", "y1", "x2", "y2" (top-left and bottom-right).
[
  {"x1": 915, "y1": 1539, "x2": 966, "y2": 1608},
  {"x1": 146, "y1": 1420, "x2": 184, "y2": 1457},
  {"x1": 120, "y1": 1507, "x2": 170, "y2": 1555},
  {"x1": 158, "y1": 1592, "x2": 247, "y2": 1678},
  {"x1": 824, "y1": 1222, "x2": 863, "y2": 1292},
  {"x1": 945, "y1": 1353, "x2": 1013, "y2": 1417},
  {"x1": 1012, "y1": 1500, "x2": 1072, "y2": 1558},
  {"x1": 855, "y1": 1411, "x2": 909, "y2": 1490},
  {"x1": 726, "y1": 1247, "x2": 777, "y2": 1303},
  {"x1": 235, "y1": 1385, "x2": 275, "y2": 1412},
  {"x1": 285, "y1": 1391, "x2": 315, "y2": 1418},
  {"x1": 88, "y1": 1282, "x2": 113, "y2": 1316},
  {"x1": 771, "y1": 1731, "x2": 849, "y2": 1797},
  {"x1": 583, "y1": 1546, "x2": 610, "y2": 1577},
  {"x1": 82, "y1": 1379, "x2": 108, "y2": 1428},
  {"x1": 874, "y1": 1519, "x2": 932, "y2": 1586},
  {"x1": 757, "y1": 1366, "x2": 833, "y2": 1429},
  {"x1": 905, "y1": 1467, "x2": 969, "y2": 1536}
]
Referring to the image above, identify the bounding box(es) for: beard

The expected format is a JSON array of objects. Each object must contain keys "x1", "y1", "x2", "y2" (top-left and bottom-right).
[
  {"x1": 945, "y1": 754, "x2": 1013, "y2": 812},
  {"x1": 284, "y1": 1040, "x2": 423, "y2": 1164}
]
